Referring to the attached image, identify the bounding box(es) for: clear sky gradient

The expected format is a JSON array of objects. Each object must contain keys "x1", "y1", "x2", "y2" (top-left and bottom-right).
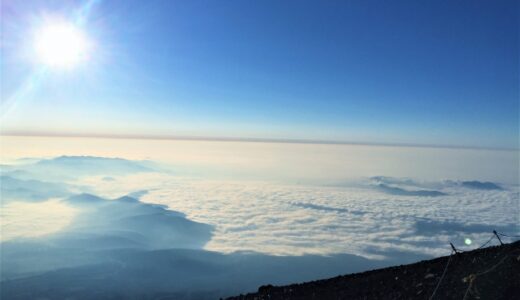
[{"x1": 1, "y1": 0, "x2": 518, "y2": 149}]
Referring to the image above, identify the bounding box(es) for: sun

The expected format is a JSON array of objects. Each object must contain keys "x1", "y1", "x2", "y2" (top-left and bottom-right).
[{"x1": 34, "y1": 22, "x2": 89, "y2": 68}]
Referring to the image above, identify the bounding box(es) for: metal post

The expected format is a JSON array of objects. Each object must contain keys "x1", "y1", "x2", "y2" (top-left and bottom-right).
[
  {"x1": 493, "y1": 230, "x2": 503, "y2": 245},
  {"x1": 450, "y1": 242, "x2": 458, "y2": 253}
]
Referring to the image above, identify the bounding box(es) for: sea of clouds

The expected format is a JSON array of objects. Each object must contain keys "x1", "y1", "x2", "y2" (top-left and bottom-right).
[
  {"x1": 1, "y1": 155, "x2": 518, "y2": 299},
  {"x1": 74, "y1": 166, "x2": 518, "y2": 257}
]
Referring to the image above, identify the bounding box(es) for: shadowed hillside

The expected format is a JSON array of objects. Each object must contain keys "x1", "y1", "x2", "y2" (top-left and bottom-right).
[{"x1": 228, "y1": 240, "x2": 520, "y2": 300}]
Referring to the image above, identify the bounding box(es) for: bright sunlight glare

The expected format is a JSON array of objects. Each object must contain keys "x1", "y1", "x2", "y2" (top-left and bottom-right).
[{"x1": 34, "y1": 22, "x2": 89, "y2": 68}]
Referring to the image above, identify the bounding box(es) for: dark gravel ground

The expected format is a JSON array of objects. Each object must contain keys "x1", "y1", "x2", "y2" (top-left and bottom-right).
[{"x1": 227, "y1": 240, "x2": 520, "y2": 300}]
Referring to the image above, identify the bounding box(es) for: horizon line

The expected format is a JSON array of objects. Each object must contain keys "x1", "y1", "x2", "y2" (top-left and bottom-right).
[{"x1": 1, "y1": 130, "x2": 518, "y2": 152}]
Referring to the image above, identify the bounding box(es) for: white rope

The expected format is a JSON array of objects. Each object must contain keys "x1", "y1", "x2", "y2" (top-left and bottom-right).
[{"x1": 428, "y1": 250, "x2": 454, "y2": 300}]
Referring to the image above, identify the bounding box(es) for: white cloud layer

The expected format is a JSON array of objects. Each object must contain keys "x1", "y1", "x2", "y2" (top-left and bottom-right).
[
  {"x1": 1, "y1": 154, "x2": 518, "y2": 299},
  {"x1": 78, "y1": 171, "x2": 519, "y2": 259}
]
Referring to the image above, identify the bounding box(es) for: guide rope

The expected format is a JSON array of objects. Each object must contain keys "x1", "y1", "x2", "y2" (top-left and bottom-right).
[
  {"x1": 461, "y1": 251, "x2": 512, "y2": 300},
  {"x1": 428, "y1": 250, "x2": 454, "y2": 300},
  {"x1": 430, "y1": 229, "x2": 518, "y2": 300}
]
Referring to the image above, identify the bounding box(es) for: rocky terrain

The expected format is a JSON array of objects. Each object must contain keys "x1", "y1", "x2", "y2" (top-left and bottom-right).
[{"x1": 227, "y1": 240, "x2": 520, "y2": 300}]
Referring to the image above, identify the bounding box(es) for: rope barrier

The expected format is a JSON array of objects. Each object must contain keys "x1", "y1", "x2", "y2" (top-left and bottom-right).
[
  {"x1": 461, "y1": 274, "x2": 476, "y2": 300},
  {"x1": 461, "y1": 251, "x2": 512, "y2": 300},
  {"x1": 461, "y1": 230, "x2": 517, "y2": 253},
  {"x1": 497, "y1": 232, "x2": 520, "y2": 238},
  {"x1": 475, "y1": 235, "x2": 495, "y2": 250},
  {"x1": 474, "y1": 254, "x2": 510, "y2": 276},
  {"x1": 493, "y1": 230, "x2": 503, "y2": 245},
  {"x1": 431, "y1": 229, "x2": 517, "y2": 300},
  {"x1": 457, "y1": 234, "x2": 495, "y2": 253},
  {"x1": 428, "y1": 250, "x2": 454, "y2": 300}
]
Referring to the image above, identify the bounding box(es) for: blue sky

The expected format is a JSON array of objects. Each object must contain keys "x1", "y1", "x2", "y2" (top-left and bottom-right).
[{"x1": 1, "y1": 0, "x2": 518, "y2": 149}]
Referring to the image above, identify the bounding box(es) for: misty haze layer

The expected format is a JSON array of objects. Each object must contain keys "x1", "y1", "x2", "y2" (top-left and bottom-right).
[{"x1": 1, "y1": 138, "x2": 519, "y2": 299}]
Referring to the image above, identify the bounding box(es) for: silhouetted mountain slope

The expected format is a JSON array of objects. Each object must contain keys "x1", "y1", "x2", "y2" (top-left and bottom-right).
[{"x1": 227, "y1": 240, "x2": 520, "y2": 300}]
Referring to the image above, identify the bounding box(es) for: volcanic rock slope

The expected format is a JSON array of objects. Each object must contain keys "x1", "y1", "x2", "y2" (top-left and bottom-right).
[{"x1": 227, "y1": 240, "x2": 520, "y2": 300}]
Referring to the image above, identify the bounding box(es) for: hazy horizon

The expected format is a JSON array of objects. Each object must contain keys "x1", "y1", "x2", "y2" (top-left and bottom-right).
[
  {"x1": 2, "y1": 131, "x2": 520, "y2": 151},
  {"x1": 2, "y1": 135, "x2": 519, "y2": 183}
]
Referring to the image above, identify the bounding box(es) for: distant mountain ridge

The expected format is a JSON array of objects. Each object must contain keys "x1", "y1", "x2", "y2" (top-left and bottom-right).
[
  {"x1": 34, "y1": 155, "x2": 153, "y2": 173},
  {"x1": 1, "y1": 155, "x2": 155, "y2": 182}
]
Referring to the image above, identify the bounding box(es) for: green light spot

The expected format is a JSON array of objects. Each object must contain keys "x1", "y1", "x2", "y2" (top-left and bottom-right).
[{"x1": 464, "y1": 238, "x2": 472, "y2": 245}]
